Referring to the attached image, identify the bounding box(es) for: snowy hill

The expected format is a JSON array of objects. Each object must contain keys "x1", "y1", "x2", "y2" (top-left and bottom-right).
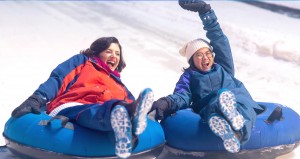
[
  {"x1": 1, "y1": 1, "x2": 299, "y2": 158},
  {"x1": 266, "y1": 1, "x2": 300, "y2": 9}
]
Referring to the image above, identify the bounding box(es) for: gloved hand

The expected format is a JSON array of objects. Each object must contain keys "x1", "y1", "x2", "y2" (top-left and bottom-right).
[
  {"x1": 149, "y1": 97, "x2": 171, "y2": 120},
  {"x1": 178, "y1": 0, "x2": 211, "y2": 14},
  {"x1": 11, "y1": 94, "x2": 44, "y2": 118}
]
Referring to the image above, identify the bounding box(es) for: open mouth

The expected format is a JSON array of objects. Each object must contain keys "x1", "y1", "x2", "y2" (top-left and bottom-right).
[
  {"x1": 202, "y1": 62, "x2": 209, "y2": 67},
  {"x1": 107, "y1": 61, "x2": 116, "y2": 68}
]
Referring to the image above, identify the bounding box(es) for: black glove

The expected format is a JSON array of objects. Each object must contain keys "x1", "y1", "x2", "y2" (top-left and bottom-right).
[
  {"x1": 150, "y1": 97, "x2": 172, "y2": 120},
  {"x1": 179, "y1": 0, "x2": 211, "y2": 14},
  {"x1": 11, "y1": 94, "x2": 44, "y2": 118}
]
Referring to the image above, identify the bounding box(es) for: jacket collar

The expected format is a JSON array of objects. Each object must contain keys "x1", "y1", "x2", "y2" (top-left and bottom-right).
[{"x1": 92, "y1": 56, "x2": 121, "y2": 78}]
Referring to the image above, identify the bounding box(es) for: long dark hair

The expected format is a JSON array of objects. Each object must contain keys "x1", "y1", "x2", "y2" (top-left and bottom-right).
[{"x1": 80, "y1": 37, "x2": 126, "y2": 72}]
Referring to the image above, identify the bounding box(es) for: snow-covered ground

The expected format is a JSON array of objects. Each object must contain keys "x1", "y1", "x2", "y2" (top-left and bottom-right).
[
  {"x1": 0, "y1": 1, "x2": 299, "y2": 158},
  {"x1": 266, "y1": 0, "x2": 300, "y2": 9}
]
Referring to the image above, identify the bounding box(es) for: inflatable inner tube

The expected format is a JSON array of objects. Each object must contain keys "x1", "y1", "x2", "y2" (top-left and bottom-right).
[
  {"x1": 160, "y1": 102, "x2": 300, "y2": 159},
  {"x1": 3, "y1": 112, "x2": 165, "y2": 159}
]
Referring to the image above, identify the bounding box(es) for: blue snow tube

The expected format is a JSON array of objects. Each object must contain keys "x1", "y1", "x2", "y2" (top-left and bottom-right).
[
  {"x1": 161, "y1": 102, "x2": 300, "y2": 159},
  {"x1": 3, "y1": 112, "x2": 165, "y2": 159}
]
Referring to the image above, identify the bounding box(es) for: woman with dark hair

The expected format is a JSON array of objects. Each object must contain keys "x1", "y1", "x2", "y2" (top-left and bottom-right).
[
  {"x1": 80, "y1": 37, "x2": 126, "y2": 72},
  {"x1": 11, "y1": 37, "x2": 153, "y2": 159}
]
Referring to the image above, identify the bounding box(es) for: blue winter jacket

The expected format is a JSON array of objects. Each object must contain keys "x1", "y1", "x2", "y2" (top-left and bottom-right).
[{"x1": 167, "y1": 10, "x2": 262, "y2": 116}]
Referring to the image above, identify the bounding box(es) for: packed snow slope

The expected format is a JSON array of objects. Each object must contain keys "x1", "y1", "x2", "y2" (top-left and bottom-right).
[{"x1": 0, "y1": 1, "x2": 299, "y2": 158}]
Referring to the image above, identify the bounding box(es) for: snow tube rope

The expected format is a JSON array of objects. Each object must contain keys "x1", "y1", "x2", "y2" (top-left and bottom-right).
[{"x1": 39, "y1": 115, "x2": 74, "y2": 130}]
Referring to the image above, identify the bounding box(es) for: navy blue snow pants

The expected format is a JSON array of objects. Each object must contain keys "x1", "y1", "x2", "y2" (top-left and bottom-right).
[{"x1": 56, "y1": 99, "x2": 121, "y2": 131}]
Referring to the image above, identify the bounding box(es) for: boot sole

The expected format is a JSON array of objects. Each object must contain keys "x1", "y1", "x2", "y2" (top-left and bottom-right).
[
  {"x1": 219, "y1": 91, "x2": 245, "y2": 131},
  {"x1": 111, "y1": 105, "x2": 132, "y2": 158},
  {"x1": 133, "y1": 88, "x2": 154, "y2": 136},
  {"x1": 209, "y1": 114, "x2": 240, "y2": 153}
]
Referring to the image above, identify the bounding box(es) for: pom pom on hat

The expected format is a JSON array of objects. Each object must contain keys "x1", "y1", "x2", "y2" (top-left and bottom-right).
[{"x1": 179, "y1": 38, "x2": 213, "y2": 62}]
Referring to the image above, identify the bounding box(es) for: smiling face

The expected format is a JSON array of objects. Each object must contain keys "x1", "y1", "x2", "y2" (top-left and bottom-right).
[
  {"x1": 98, "y1": 43, "x2": 120, "y2": 71},
  {"x1": 192, "y1": 47, "x2": 214, "y2": 72}
]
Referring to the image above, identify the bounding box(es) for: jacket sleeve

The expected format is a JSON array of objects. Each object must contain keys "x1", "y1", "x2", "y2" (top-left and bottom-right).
[
  {"x1": 33, "y1": 54, "x2": 89, "y2": 103},
  {"x1": 123, "y1": 85, "x2": 135, "y2": 102},
  {"x1": 199, "y1": 10, "x2": 235, "y2": 77},
  {"x1": 167, "y1": 71, "x2": 192, "y2": 112}
]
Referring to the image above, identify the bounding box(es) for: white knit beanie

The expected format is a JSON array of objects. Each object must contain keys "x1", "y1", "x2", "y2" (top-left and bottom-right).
[{"x1": 179, "y1": 38, "x2": 213, "y2": 62}]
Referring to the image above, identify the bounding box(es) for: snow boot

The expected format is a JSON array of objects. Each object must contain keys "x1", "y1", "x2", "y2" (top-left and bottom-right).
[
  {"x1": 132, "y1": 88, "x2": 154, "y2": 136},
  {"x1": 111, "y1": 105, "x2": 132, "y2": 159},
  {"x1": 208, "y1": 114, "x2": 241, "y2": 153},
  {"x1": 218, "y1": 90, "x2": 245, "y2": 131}
]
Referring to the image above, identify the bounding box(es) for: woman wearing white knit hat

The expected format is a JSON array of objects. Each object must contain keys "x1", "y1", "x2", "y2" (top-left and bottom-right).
[
  {"x1": 150, "y1": 0, "x2": 263, "y2": 154},
  {"x1": 179, "y1": 38, "x2": 214, "y2": 72}
]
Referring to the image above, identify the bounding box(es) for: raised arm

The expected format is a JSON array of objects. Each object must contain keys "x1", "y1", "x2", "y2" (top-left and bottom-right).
[{"x1": 179, "y1": 0, "x2": 235, "y2": 76}]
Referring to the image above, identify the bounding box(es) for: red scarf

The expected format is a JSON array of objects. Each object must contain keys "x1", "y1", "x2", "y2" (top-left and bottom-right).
[{"x1": 94, "y1": 57, "x2": 121, "y2": 78}]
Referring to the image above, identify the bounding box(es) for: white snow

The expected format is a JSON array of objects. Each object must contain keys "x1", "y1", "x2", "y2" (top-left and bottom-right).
[
  {"x1": 0, "y1": 1, "x2": 299, "y2": 158},
  {"x1": 266, "y1": 0, "x2": 300, "y2": 9}
]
